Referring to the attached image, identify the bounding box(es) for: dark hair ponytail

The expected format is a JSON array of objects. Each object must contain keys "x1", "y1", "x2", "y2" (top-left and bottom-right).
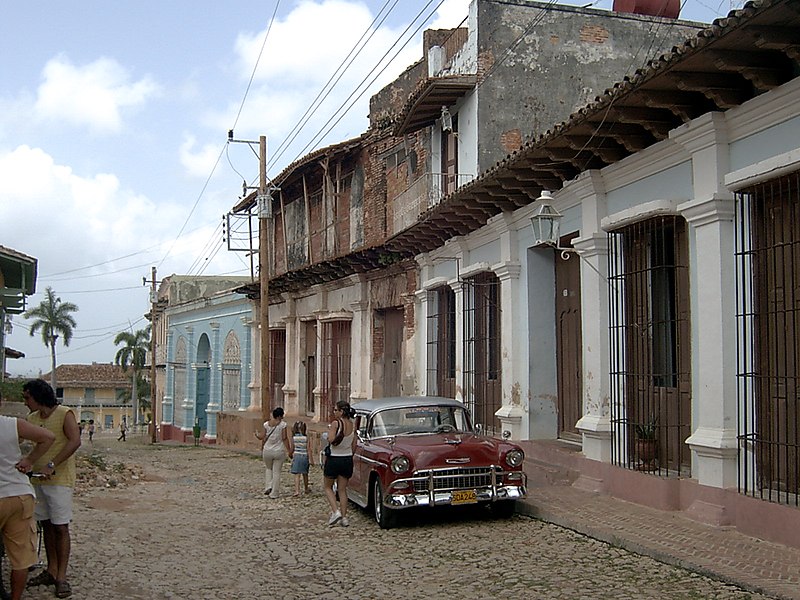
[{"x1": 336, "y1": 400, "x2": 355, "y2": 419}]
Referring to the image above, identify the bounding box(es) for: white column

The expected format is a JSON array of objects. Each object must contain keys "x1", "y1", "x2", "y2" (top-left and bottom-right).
[
  {"x1": 282, "y1": 297, "x2": 299, "y2": 415},
  {"x1": 414, "y1": 288, "x2": 430, "y2": 396},
  {"x1": 569, "y1": 171, "x2": 613, "y2": 462},
  {"x1": 206, "y1": 322, "x2": 221, "y2": 438},
  {"x1": 494, "y1": 262, "x2": 525, "y2": 439},
  {"x1": 672, "y1": 112, "x2": 738, "y2": 489}
]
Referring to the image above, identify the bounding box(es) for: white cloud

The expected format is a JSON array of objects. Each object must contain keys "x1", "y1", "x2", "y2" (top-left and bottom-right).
[
  {"x1": 34, "y1": 55, "x2": 160, "y2": 133},
  {"x1": 430, "y1": 0, "x2": 472, "y2": 28},
  {"x1": 179, "y1": 135, "x2": 224, "y2": 179}
]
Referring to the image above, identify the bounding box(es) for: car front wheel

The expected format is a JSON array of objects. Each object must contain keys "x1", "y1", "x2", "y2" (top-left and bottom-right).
[{"x1": 373, "y1": 478, "x2": 397, "y2": 529}]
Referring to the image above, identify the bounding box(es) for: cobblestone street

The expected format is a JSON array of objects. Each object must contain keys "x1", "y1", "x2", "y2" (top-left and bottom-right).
[{"x1": 11, "y1": 434, "x2": 775, "y2": 600}]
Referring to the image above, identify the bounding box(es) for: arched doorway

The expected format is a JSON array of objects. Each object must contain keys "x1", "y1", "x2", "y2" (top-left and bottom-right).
[{"x1": 196, "y1": 334, "x2": 211, "y2": 430}]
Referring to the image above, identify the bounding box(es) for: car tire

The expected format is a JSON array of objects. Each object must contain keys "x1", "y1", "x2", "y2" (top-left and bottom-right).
[
  {"x1": 491, "y1": 500, "x2": 516, "y2": 518},
  {"x1": 373, "y1": 478, "x2": 397, "y2": 529}
]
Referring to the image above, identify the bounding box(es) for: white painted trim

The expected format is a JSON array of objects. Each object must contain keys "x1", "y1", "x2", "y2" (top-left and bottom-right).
[
  {"x1": 725, "y1": 148, "x2": 800, "y2": 191},
  {"x1": 600, "y1": 199, "x2": 682, "y2": 231},
  {"x1": 458, "y1": 261, "x2": 492, "y2": 279},
  {"x1": 601, "y1": 137, "x2": 686, "y2": 192},
  {"x1": 316, "y1": 311, "x2": 353, "y2": 322},
  {"x1": 725, "y1": 76, "x2": 800, "y2": 142},
  {"x1": 421, "y1": 276, "x2": 451, "y2": 291}
]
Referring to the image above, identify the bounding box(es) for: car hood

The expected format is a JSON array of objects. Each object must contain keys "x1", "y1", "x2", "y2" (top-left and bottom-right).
[{"x1": 385, "y1": 433, "x2": 513, "y2": 470}]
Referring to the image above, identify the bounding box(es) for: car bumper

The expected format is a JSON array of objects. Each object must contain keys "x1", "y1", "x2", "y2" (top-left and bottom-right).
[{"x1": 383, "y1": 473, "x2": 527, "y2": 510}]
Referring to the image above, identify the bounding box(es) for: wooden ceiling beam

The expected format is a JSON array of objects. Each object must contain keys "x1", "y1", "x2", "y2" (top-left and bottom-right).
[{"x1": 667, "y1": 71, "x2": 750, "y2": 108}]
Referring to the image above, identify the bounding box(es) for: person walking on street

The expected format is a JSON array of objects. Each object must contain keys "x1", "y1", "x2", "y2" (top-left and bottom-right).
[
  {"x1": 117, "y1": 419, "x2": 127, "y2": 442},
  {"x1": 290, "y1": 421, "x2": 310, "y2": 496},
  {"x1": 0, "y1": 396, "x2": 56, "y2": 600},
  {"x1": 254, "y1": 407, "x2": 292, "y2": 499},
  {"x1": 323, "y1": 400, "x2": 356, "y2": 527},
  {"x1": 22, "y1": 378, "x2": 81, "y2": 599},
  {"x1": 87, "y1": 420, "x2": 95, "y2": 444}
]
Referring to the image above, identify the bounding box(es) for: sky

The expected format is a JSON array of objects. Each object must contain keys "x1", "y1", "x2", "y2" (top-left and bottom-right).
[{"x1": 1, "y1": 0, "x2": 744, "y2": 377}]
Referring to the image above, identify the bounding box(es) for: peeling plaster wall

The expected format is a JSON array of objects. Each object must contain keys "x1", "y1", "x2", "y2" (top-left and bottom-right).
[{"x1": 475, "y1": 0, "x2": 703, "y2": 171}]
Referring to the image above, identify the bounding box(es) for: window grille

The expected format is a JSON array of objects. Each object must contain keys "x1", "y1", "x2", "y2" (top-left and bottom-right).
[
  {"x1": 320, "y1": 321, "x2": 351, "y2": 422},
  {"x1": 736, "y1": 172, "x2": 800, "y2": 506},
  {"x1": 426, "y1": 286, "x2": 456, "y2": 398},
  {"x1": 463, "y1": 272, "x2": 501, "y2": 435},
  {"x1": 608, "y1": 216, "x2": 691, "y2": 475}
]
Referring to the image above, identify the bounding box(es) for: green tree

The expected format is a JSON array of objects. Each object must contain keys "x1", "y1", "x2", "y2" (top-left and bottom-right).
[
  {"x1": 23, "y1": 287, "x2": 79, "y2": 391},
  {"x1": 114, "y1": 326, "x2": 150, "y2": 425}
]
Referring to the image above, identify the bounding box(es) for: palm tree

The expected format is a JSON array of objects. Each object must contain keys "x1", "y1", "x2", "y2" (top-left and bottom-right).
[
  {"x1": 114, "y1": 326, "x2": 150, "y2": 426},
  {"x1": 24, "y1": 287, "x2": 79, "y2": 391}
]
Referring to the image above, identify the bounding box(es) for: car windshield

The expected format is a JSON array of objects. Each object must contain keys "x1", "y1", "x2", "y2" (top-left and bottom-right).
[{"x1": 369, "y1": 405, "x2": 472, "y2": 437}]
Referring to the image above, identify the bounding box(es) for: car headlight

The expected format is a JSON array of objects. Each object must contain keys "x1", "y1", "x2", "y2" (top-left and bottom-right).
[
  {"x1": 505, "y1": 449, "x2": 524, "y2": 467},
  {"x1": 391, "y1": 456, "x2": 411, "y2": 474}
]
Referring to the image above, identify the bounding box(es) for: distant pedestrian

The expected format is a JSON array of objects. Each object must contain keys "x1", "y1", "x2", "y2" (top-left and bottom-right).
[
  {"x1": 290, "y1": 421, "x2": 310, "y2": 496},
  {"x1": 117, "y1": 420, "x2": 127, "y2": 442},
  {"x1": 254, "y1": 407, "x2": 291, "y2": 499},
  {"x1": 87, "y1": 420, "x2": 95, "y2": 444},
  {"x1": 324, "y1": 400, "x2": 356, "y2": 527}
]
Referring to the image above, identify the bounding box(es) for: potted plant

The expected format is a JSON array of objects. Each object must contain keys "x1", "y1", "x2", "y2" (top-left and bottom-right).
[{"x1": 634, "y1": 416, "x2": 658, "y2": 470}]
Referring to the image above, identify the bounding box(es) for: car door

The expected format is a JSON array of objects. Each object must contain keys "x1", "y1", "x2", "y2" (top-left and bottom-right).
[{"x1": 349, "y1": 412, "x2": 369, "y2": 505}]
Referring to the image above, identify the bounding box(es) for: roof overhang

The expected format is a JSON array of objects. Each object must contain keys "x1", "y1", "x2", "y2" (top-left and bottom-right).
[
  {"x1": 236, "y1": 0, "x2": 800, "y2": 297},
  {"x1": 394, "y1": 75, "x2": 477, "y2": 136},
  {"x1": 0, "y1": 246, "x2": 37, "y2": 314}
]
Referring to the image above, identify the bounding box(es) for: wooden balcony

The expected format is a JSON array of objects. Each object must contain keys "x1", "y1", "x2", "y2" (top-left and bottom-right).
[{"x1": 391, "y1": 172, "x2": 474, "y2": 236}]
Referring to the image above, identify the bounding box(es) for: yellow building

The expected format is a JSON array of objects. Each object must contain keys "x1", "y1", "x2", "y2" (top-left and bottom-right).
[{"x1": 44, "y1": 363, "x2": 134, "y2": 432}]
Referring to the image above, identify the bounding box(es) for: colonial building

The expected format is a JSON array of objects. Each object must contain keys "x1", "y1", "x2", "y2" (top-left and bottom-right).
[
  {"x1": 47, "y1": 363, "x2": 132, "y2": 431},
  {"x1": 151, "y1": 275, "x2": 253, "y2": 443},
  {"x1": 408, "y1": 0, "x2": 800, "y2": 547},
  {"x1": 0, "y1": 245, "x2": 37, "y2": 380},
  {"x1": 226, "y1": 0, "x2": 702, "y2": 432}
]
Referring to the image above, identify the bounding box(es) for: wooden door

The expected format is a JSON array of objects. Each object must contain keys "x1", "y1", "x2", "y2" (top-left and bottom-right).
[{"x1": 555, "y1": 239, "x2": 582, "y2": 440}]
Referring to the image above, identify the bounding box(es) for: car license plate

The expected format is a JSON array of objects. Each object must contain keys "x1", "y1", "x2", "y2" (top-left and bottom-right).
[{"x1": 451, "y1": 490, "x2": 477, "y2": 505}]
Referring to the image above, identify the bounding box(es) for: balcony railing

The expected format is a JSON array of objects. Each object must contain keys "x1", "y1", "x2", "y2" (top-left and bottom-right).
[{"x1": 391, "y1": 172, "x2": 473, "y2": 235}]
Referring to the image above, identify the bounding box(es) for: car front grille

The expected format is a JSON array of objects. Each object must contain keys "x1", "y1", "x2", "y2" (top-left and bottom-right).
[{"x1": 411, "y1": 467, "x2": 500, "y2": 492}]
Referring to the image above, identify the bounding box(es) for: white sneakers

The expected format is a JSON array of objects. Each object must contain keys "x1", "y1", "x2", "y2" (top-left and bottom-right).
[
  {"x1": 328, "y1": 510, "x2": 342, "y2": 526},
  {"x1": 340, "y1": 517, "x2": 350, "y2": 527}
]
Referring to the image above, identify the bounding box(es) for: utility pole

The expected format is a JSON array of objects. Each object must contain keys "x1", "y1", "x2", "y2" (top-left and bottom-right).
[
  {"x1": 258, "y1": 135, "x2": 272, "y2": 423},
  {"x1": 149, "y1": 266, "x2": 158, "y2": 443}
]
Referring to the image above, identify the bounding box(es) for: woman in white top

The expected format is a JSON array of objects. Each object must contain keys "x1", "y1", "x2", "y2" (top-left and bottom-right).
[
  {"x1": 323, "y1": 400, "x2": 357, "y2": 527},
  {"x1": 254, "y1": 407, "x2": 292, "y2": 499}
]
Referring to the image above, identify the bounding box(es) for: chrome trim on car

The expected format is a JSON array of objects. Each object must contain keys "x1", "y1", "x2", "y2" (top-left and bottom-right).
[
  {"x1": 358, "y1": 455, "x2": 388, "y2": 468},
  {"x1": 381, "y1": 466, "x2": 527, "y2": 510}
]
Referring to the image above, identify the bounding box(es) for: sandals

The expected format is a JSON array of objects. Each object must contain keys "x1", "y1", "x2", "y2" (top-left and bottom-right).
[
  {"x1": 55, "y1": 580, "x2": 72, "y2": 598},
  {"x1": 26, "y1": 570, "x2": 55, "y2": 587}
]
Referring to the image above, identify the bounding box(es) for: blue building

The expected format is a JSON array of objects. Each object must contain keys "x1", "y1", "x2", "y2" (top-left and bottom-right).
[{"x1": 154, "y1": 276, "x2": 255, "y2": 443}]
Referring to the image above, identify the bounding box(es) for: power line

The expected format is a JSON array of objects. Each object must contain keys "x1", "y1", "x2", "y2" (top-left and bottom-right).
[
  {"x1": 284, "y1": 0, "x2": 447, "y2": 170},
  {"x1": 268, "y1": 0, "x2": 402, "y2": 171}
]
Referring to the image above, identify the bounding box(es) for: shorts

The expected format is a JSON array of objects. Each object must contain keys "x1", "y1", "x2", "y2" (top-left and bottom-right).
[
  {"x1": 33, "y1": 484, "x2": 73, "y2": 525},
  {"x1": 290, "y1": 453, "x2": 309, "y2": 475},
  {"x1": 323, "y1": 455, "x2": 353, "y2": 479},
  {"x1": 0, "y1": 494, "x2": 37, "y2": 570}
]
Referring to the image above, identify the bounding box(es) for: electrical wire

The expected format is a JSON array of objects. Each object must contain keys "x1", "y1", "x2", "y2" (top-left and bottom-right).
[
  {"x1": 268, "y1": 0, "x2": 402, "y2": 171},
  {"x1": 283, "y1": 0, "x2": 447, "y2": 169}
]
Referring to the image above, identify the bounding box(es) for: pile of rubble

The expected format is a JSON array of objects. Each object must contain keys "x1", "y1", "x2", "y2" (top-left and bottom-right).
[{"x1": 74, "y1": 452, "x2": 144, "y2": 496}]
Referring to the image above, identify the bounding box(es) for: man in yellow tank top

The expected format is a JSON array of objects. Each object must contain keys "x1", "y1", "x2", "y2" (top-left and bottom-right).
[{"x1": 22, "y1": 379, "x2": 81, "y2": 599}]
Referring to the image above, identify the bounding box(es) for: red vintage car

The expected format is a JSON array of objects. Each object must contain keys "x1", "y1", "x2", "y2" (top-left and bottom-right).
[{"x1": 348, "y1": 396, "x2": 527, "y2": 529}]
